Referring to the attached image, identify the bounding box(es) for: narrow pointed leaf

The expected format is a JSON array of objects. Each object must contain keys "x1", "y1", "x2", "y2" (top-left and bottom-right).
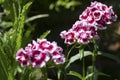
[
  {"x1": 25, "y1": 14, "x2": 49, "y2": 23},
  {"x1": 40, "y1": 30, "x2": 51, "y2": 39},
  {"x1": 98, "y1": 51, "x2": 120, "y2": 63},
  {"x1": 65, "y1": 53, "x2": 80, "y2": 69},
  {"x1": 69, "y1": 71, "x2": 83, "y2": 79},
  {"x1": 15, "y1": 2, "x2": 32, "y2": 51},
  {"x1": 85, "y1": 73, "x2": 94, "y2": 79},
  {"x1": 95, "y1": 72, "x2": 110, "y2": 77}
]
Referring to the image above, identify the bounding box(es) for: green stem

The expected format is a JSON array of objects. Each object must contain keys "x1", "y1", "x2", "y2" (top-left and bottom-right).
[
  {"x1": 81, "y1": 48, "x2": 85, "y2": 80},
  {"x1": 67, "y1": 43, "x2": 77, "y2": 60},
  {"x1": 91, "y1": 51, "x2": 95, "y2": 80},
  {"x1": 0, "y1": 48, "x2": 8, "y2": 79},
  {"x1": 29, "y1": 68, "x2": 33, "y2": 80},
  {"x1": 41, "y1": 67, "x2": 47, "y2": 80},
  {"x1": 91, "y1": 39, "x2": 98, "y2": 80},
  {"x1": 58, "y1": 64, "x2": 67, "y2": 80}
]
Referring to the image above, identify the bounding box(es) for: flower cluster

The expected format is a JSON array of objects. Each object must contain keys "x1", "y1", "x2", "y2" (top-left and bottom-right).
[
  {"x1": 79, "y1": 1, "x2": 117, "y2": 30},
  {"x1": 60, "y1": 1, "x2": 117, "y2": 45},
  {"x1": 60, "y1": 20, "x2": 98, "y2": 45},
  {"x1": 16, "y1": 39, "x2": 65, "y2": 67}
]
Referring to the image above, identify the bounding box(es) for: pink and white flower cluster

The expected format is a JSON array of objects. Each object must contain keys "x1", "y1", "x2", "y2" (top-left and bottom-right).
[
  {"x1": 16, "y1": 39, "x2": 65, "y2": 67},
  {"x1": 60, "y1": 20, "x2": 98, "y2": 44},
  {"x1": 60, "y1": 1, "x2": 117, "y2": 45},
  {"x1": 79, "y1": 1, "x2": 117, "y2": 30}
]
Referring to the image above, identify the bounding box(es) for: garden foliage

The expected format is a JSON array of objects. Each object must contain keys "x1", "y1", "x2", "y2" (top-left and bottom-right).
[{"x1": 0, "y1": 0, "x2": 120, "y2": 80}]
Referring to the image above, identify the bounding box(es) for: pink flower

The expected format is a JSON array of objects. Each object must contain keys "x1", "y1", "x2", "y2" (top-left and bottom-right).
[
  {"x1": 60, "y1": 20, "x2": 98, "y2": 44},
  {"x1": 77, "y1": 31, "x2": 90, "y2": 44},
  {"x1": 16, "y1": 39, "x2": 65, "y2": 68},
  {"x1": 72, "y1": 20, "x2": 87, "y2": 32},
  {"x1": 53, "y1": 55, "x2": 65, "y2": 64},
  {"x1": 60, "y1": 30, "x2": 75, "y2": 45},
  {"x1": 79, "y1": 8, "x2": 90, "y2": 20},
  {"x1": 37, "y1": 39, "x2": 51, "y2": 52},
  {"x1": 93, "y1": 10, "x2": 102, "y2": 21},
  {"x1": 31, "y1": 50, "x2": 50, "y2": 68},
  {"x1": 79, "y1": 1, "x2": 117, "y2": 30},
  {"x1": 60, "y1": 30, "x2": 67, "y2": 39},
  {"x1": 16, "y1": 48, "x2": 29, "y2": 67},
  {"x1": 52, "y1": 46, "x2": 63, "y2": 59},
  {"x1": 25, "y1": 40, "x2": 38, "y2": 53}
]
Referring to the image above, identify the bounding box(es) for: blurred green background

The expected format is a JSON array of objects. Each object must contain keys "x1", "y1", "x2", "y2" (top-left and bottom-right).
[{"x1": 0, "y1": 0, "x2": 120, "y2": 80}]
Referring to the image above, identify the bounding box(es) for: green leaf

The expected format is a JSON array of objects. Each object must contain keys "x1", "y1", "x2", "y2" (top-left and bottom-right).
[
  {"x1": 0, "y1": 0, "x2": 4, "y2": 3},
  {"x1": 66, "y1": 51, "x2": 120, "y2": 69},
  {"x1": 15, "y1": 2, "x2": 32, "y2": 51},
  {"x1": 49, "y1": 3, "x2": 55, "y2": 10},
  {"x1": 97, "y1": 51, "x2": 120, "y2": 63},
  {"x1": 66, "y1": 48, "x2": 85, "y2": 69},
  {"x1": 0, "y1": 64, "x2": 7, "y2": 80},
  {"x1": 68, "y1": 71, "x2": 83, "y2": 79},
  {"x1": 0, "y1": 21, "x2": 13, "y2": 29},
  {"x1": 66, "y1": 1, "x2": 81, "y2": 9},
  {"x1": 95, "y1": 72, "x2": 110, "y2": 77},
  {"x1": 57, "y1": 69, "x2": 61, "y2": 80},
  {"x1": 65, "y1": 53, "x2": 80, "y2": 69},
  {"x1": 40, "y1": 30, "x2": 51, "y2": 39},
  {"x1": 79, "y1": 51, "x2": 93, "y2": 60},
  {"x1": 25, "y1": 14, "x2": 49, "y2": 23},
  {"x1": 0, "y1": 46, "x2": 8, "y2": 80},
  {"x1": 78, "y1": 51, "x2": 120, "y2": 63},
  {"x1": 85, "y1": 73, "x2": 94, "y2": 79}
]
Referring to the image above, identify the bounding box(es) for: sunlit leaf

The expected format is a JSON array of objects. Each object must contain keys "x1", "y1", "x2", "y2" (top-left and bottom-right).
[
  {"x1": 79, "y1": 48, "x2": 84, "y2": 60},
  {"x1": 58, "y1": 69, "x2": 61, "y2": 80},
  {"x1": 0, "y1": 0, "x2": 4, "y2": 3},
  {"x1": 66, "y1": 50, "x2": 120, "y2": 69},
  {"x1": 68, "y1": 71, "x2": 83, "y2": 79},
  {"x1": 49, "y1": 3, "x2": 55, "y2": 10},
  {"x1": 40, "y1": 30, "x2": 51, "y2": 39},
  {"x1": 25, "y1": 14, "x2": 49, "y2": 23},
  {"x1": 85, "y1": 73, "x2": 94, "y2": 79},
  {"x1": 15, "y1": 2, "x2": 32, "y2": 51},
  {"x1": 66, "y1": 1, "x2": 81, "y2": 9},
  {"x1": 79, "y1": 51, "x2": 120, "y2": 63}
]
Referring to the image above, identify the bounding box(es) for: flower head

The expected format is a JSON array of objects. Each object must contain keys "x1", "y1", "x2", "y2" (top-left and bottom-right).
[
  {"x1": 16, "y1": 39, "x2": 65, "y2": 68},
  {"x1": 60, "y1": 20, "x2": 98, "y2": 44},
  {"x1": 16, "y1": 48, "x2": 29, "y2": 67},
  {"x1": 79, "y1": 1, "x2": 117, "y2": 30},
  {"x1": 60, "y1": 1, "x2": 117, "y2": 45}
]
